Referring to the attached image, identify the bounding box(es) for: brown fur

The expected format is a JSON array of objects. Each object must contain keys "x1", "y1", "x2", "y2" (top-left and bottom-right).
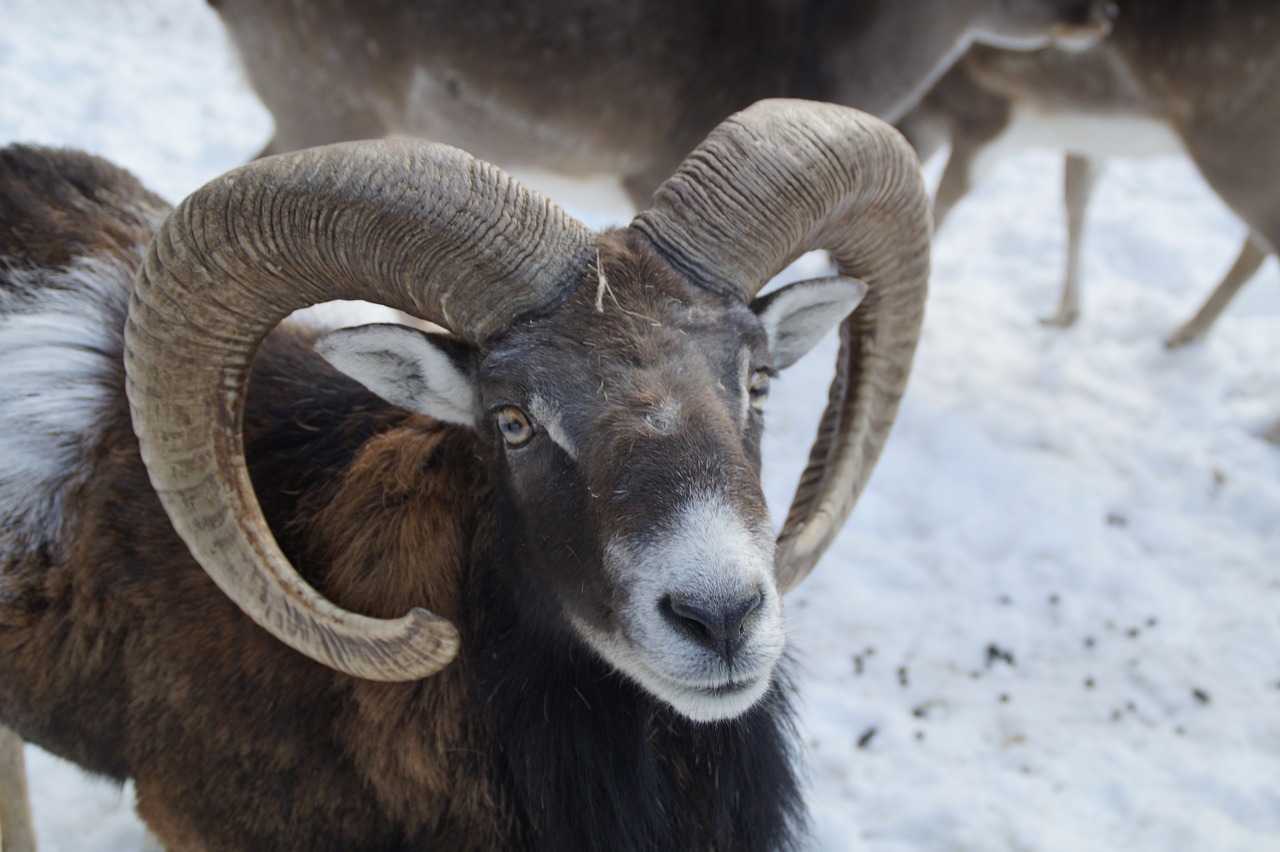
[
  {"x1": 0, "y1": 145, "x2": 167, "y2": 273},
  {"x1": 0, "y1": 147, "x2": 507, "y2": 849},
  {"x1": 2, "y1": 353, "x2": 510, "y2": 849}
]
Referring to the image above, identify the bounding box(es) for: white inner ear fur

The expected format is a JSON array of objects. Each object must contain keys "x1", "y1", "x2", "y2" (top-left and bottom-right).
[
  {"x1": 315, "y1": 323, "x2": 477, "y2": 427},
  {"x1": 754, "y1": 275, "x2": 869, "y2": 370}
]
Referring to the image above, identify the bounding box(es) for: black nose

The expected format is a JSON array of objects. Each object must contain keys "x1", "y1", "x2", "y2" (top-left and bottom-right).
[{"x1": 661, "y1": 589, "x2": 764, "y2": 661}]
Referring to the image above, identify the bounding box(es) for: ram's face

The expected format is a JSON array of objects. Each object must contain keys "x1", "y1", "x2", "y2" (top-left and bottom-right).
[
  {"x1": 477, "y1": 240, "x2": 786, "y2": 722},
  {"x1": 317, "y1": 230, "x2": 865, "y2": 720}
]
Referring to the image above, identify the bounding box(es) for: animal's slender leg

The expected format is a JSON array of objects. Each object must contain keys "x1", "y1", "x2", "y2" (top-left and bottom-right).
[
  {"x1": 931, "y1": 139, "x2": 979, "y2": 232},
  {"x1": 1043, "y1": 153, "x2": 1101, "y2": 328},
  {"x1": 1263, "y1": 418, "x2": 1280, "y2": 444},
  {"x1": 1165, "y1": 234, "x2": 1268, "y2": 348},
  {"x1": 0, "y1": 724, "x2": 37, "y2": 852}
]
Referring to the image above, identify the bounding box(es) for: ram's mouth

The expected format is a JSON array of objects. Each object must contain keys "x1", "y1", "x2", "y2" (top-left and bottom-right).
[
  {"x1": 685, "y1": 673, "x2": 766, "y2": 698},
  {"x1": 646, "y1": 666, "x2": 774, "y2": 723},
  {"x1": 568, "y1": 608, "x2": 779, "y2": 721}
]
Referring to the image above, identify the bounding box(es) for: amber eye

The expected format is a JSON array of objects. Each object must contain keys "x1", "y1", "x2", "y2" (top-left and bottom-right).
[
  {"x1": 495, "y1": 406, "x2": 535, "y2": 447},
  {"x1": 748, "y1": 369, "x2": 772, "y2": 410}
]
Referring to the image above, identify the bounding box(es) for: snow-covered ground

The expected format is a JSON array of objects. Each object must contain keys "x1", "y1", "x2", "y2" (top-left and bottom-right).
[{"x1": 1, "y1": 1, "x2": 1277, "y2": 850}]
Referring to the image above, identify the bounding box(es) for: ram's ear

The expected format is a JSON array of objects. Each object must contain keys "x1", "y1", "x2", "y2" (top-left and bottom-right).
[
  {"x1": 315, "y1": 323, "x2": 478, "y2": 428},
  {"x1": 751, "y1": 276, "x2": 869, "y2": 369}
]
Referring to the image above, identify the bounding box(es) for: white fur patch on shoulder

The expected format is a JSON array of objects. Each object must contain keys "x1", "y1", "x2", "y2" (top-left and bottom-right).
[{"x1": 0, "y1": 253, "x2": 133, "y2": 544}]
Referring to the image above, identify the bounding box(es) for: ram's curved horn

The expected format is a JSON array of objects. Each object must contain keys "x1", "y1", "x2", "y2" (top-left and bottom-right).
[
  {"x1": 632, "y1": 99, "x2": 931, "y2": 592},
  {"x1": 125, "y1": 140, "x2": 595, "y2": 680}
]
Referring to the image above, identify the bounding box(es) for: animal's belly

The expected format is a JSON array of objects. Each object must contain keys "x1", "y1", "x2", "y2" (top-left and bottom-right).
[
  {"x1": 390, "y1": 67, "x2": 658, "y2": 178},
  {"x1": 1000, "y1": 102, "x2": 1186, "y2": 160}
]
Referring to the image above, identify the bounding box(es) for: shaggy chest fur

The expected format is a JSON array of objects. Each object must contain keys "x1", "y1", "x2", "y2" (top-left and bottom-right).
[{"x1": 472, "y1": 614, "x2": 804, "y2": 851}]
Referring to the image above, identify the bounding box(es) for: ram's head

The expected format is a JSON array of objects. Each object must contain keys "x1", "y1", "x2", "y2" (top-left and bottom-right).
[{"x1": 124, "y1": 100, "x2": 930, "y2": 721}]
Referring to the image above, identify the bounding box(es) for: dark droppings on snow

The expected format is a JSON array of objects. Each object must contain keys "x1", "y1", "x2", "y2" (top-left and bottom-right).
[{"x1": 985, "y1": 643, "x2": 1016, "y2": 668}]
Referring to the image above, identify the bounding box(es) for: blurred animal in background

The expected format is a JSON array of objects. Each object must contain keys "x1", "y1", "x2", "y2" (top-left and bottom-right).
[
  {"x1": 898, "y1": 1, "x2": 1280, "y2": 354},
  {"x1": 0, "y1": 726, "x2": 35, "y2": 852},
  {"x1": 209, "y1": 0, "x2": 1114, "y2": 204},
  {"x1": 0, "y1": 101, "x2": 931, "y2": 851}
]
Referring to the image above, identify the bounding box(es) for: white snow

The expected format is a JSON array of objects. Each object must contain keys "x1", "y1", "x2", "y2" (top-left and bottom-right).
[{"x1": 1, "y1": 1, "x2": 1277, "y2": 850}]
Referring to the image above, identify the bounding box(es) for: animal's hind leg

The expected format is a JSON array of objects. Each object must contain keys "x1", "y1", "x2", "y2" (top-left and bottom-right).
[
  {"x1": 1165, "y1": 234, "x2": 1269, "y2": 348},
  {"x1": 931, "y1": 137, "x2": 982, "y2": 232},
  {"x1": 1264, "y1": 418, "x2": 1280, "y2": 444},
  {"x1": 0, "y1": 724, "x2": 37, "y2": 852},
  {"x1": 1042, "y1": 153, "x2": 1101, "y2": 328}
]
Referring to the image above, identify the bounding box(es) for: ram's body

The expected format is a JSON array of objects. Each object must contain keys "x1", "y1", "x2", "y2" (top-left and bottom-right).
[{"x1": 0, "y1": 102, "x2": 931, "y2": 850}]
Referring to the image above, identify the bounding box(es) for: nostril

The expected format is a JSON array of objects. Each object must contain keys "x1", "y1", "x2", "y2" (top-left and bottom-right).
[
  {"x1": 661, "y1": 589, "x2": 765, "y2": 660},
  {"x1": 662, "y1": 594, "x2": 716, "y2": 642}
]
